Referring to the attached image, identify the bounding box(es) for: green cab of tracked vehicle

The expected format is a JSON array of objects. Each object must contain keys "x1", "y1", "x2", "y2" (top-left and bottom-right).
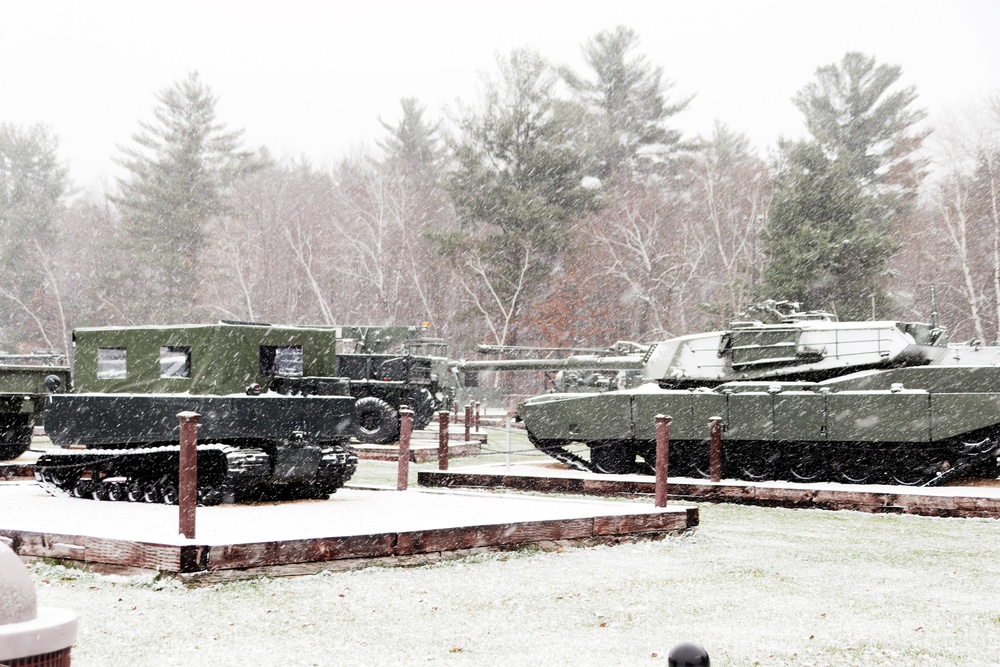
[{"x1": 37, "y1": 322, "x2": 360, "y2": 505}]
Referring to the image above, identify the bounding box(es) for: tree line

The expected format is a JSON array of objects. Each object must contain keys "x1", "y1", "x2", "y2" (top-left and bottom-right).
[{"x1": 1, "y1": 27, "x2": 999, "y2": 364}]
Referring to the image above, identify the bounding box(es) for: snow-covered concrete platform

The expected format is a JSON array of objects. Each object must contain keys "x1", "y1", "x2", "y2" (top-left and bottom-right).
[
  {"x1": 0, "y1": 481, "x2": 696, "y2": 584},
  {"x1": 418, "y1": 462, "x2": 1000, "y2": 519}
]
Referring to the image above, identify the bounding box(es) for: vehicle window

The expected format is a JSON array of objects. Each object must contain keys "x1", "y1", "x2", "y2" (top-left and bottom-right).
[
  {"x1": 160, "y1": 346, "x2": 192, "y2": 378},
  {"x1": 260, "y1": 345, "x2": 303, "y2": 377},
  {"x1": 97, "y1": 347, "x2": 127, "y2": 379}
]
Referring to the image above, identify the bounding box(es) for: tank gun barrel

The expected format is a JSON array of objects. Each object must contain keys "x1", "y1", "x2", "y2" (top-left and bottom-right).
[
  {"x1": 454, "y1": 355, "x2": 645, "y2": 373},
  {"x1": 474, "y1": 344, "x2": 611, "y2": 356}
]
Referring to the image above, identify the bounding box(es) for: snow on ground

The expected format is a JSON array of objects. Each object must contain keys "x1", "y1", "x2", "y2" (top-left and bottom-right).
[
  {"x1": 26, "y1": 501, "x2": 1000, "y2": 667},
  {"x1": 0, "y1": 482, "x2": 682, "y2": 545}
]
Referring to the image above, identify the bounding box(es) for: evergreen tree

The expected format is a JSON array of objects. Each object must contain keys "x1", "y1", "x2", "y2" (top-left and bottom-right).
[
  {"x1": 112, "y1": 71, "x2": 264, "y2": 322},
  {"x1": 378, "y1": 97, "x2": 445, "y2": 175},
  {"x1": 563, "y1": 26, "x2": 691, "y2": 182},
  {"x1": 761, "y1": 140, "x2": 896, "y2": 319},
  {"x1": 0, "y1": 123, "x2": 68, "y2": 346},
  {"x1": 761, "y1": 53, "x2": 926, "y2": 318},
  {"x1": 794, "y1": 51, "x2": 927, "y2": 195},
  {"x1": 443, "y1": 48, "x2": 600, "y2": 344}
]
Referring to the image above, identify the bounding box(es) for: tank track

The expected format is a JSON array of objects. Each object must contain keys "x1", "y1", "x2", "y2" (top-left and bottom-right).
[
  {"x1": 525, "y1": 433, "x2": 599, "y2": 473},
  {"x1": 527, "y1": 432, "x2": 1000, "y2": 485},
  {"x1": 34, "y1": 442, "x2": 358, "y2": 505}
]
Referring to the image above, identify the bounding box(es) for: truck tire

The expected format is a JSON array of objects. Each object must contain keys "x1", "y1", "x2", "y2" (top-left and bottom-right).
[
  {"x1": 354, "y1": 396, "x2": 400, "y2": 444},
  {"x1": 408, "y1": 388, "x2": 437, "y2": 430},
  {"x1": 0, "y1": 443, "x2": 29, "y2": 461}
]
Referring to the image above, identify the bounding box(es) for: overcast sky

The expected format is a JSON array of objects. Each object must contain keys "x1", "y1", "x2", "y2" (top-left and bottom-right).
[{"x1": 2, "y1": 0, "x2": 998, "y2": 192}]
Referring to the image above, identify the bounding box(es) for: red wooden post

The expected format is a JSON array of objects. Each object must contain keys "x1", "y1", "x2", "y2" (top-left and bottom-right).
[
  {"x1": 438, "y1": 411, "x2": 450, "y2": 471},
  {"x1": 709, "y1": 416, "x2": 723, "y2": 483},
  {"x1": 654, "y1": 414, "x2": 672, "y2": 507},
  {"x1": 453, "y1": 400, "x2": 459, "y2": 423},
  {"x1": 474, "y1": 401, "x2": 481, "y2": 433},
  {"x1": 397, "y1": 408, "x2": 413, "y2": 491},
  {"x1": 464, "y1": 404, "x2": 472, "y2": 442},
  {"x1": 177, "y1": 411, "x2": 201, "y2": 539}
]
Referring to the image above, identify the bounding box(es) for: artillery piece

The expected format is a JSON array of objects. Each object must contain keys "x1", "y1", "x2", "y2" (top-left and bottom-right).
[{"x1": 518, "y1": 304, "x2": 1000, "y2": 486}]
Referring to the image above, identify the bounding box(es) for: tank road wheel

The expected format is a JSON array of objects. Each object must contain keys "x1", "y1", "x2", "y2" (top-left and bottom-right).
[
  {"x1": 732, "y1": 443, "x2": 779, "y2": 481},
  {"x1": 141, "y1": 481, "x2": 163, "y2": 504},
  {"x1": 588, "y1": 441, "x2": 636, "y2": 474},
  {"x1": 889, "y1": 448, "x2": 939, "y2": 486},
  {"x1": 106, "y1": 481, "x2": 128, "y2": 502},
  {"x1": 832, "y1": 449, "x2": 880, "y2": 484},
  {"x1": 71, "y1": 478, "x2": 94, "y2": 499},
  {"x1": 48, "y1": 468, "x2": 81, "y2": 491},
  {"x1": 354, "y1": 397, "x2": 400, "y2": 444},
  {"x1": 197, "y1": 484, "x2": 224, "y2": 507},
  {"x1": 91, "y1": 480, "x2": 110, "y2": 501},
  {"x1": 126, "y1": 480, "x2": 144, "y2": 502},
  {"x1": 673, "y1": 440, "x2": 712, "y2": 479},
  {"x1": 786, "y1": 443, "x2": 825, "y2": 483},
  {"x1": 158, "y1": 477, "x2": 179, "y2": 505}
]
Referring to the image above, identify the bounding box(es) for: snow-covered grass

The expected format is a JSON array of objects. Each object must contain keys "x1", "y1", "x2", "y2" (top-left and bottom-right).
[{"x1": 30, "y1": 500, "x2": 1000, "y2": 666}]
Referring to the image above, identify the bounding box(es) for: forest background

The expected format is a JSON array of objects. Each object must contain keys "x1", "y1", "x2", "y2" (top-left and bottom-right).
[{"x1": 2, "y1": 25, "x2": 1000, "y2": 366}]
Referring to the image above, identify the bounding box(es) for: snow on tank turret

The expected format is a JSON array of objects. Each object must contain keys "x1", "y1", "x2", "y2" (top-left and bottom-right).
[
  {"x1": 641, "y1": 300, "x2": 948, "y2": 388},
  {"x1": 516, "y1": 302, "x2": 997, "y2": 486}
]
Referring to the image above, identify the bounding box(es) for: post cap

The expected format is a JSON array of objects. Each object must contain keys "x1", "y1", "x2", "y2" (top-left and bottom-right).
[{"x1": 176, "y1": 411, "x2": 202, "y2": 422}]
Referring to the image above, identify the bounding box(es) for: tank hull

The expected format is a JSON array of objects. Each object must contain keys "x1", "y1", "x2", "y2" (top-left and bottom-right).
[{"x1": 518, "y1": 366, "x2": 1000, "y2": 484}]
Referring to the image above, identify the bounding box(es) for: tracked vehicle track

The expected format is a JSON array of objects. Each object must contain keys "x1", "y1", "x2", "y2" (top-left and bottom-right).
[{"x1": 34, "y1": 442, "x2": 358, "y2": 505}]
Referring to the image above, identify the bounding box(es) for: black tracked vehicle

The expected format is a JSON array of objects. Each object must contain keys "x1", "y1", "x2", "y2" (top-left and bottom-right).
[{"x1": 34, "y1": 323, "x2": 358, "y2": 504}]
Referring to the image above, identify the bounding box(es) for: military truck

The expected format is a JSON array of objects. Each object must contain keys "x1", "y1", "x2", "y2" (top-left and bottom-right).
[
  {"x1": 334, "y1": 323, "x2": 456, "y2": 441},
  {"x1": 35, "y1": 323, "x2": 360, "y2": 504},
  {"x1": 516, "y1": 307, "x2": 1000, "y2": 485},
  {"x1": 0, "y1": 355, "x2": 71, "y2": 461}
]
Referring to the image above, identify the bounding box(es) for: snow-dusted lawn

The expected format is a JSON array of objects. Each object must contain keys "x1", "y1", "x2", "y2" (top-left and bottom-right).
[{"x1": 31, "y1": 499, "x2": 1000, "y2": 666}]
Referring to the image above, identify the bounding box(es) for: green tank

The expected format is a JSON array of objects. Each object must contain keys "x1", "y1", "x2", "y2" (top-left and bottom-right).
[
  {"x1": 518, "y1": 308, "x2": 1000, "y2": 485},
  {"x1": 0, "y1": 356, "x2": 71, "y2": 461},
  {"x1": 35, "y1": 323, "x2": 358, "y2": 504}
]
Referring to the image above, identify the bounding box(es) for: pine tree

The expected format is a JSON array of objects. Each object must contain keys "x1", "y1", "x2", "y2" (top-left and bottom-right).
[
  {"x1": 443, "y1": 49, "x2": 600, "y2": 345},
  {"x1": 760, "y1": 53, "x2": 926, "y2": 318},
  {"x1": 563, "y1": 26, "x2": 691, "y2": 182},
  {"x1": 378, "y1": 97, "x2": 445, "y2": 175},
  {"x1": 761, "y1": 140, "x2": 896, "y2": 319},
  {"x1": 0, "y1": 123, "x2": 68, "y2": 346},
  {"x1": 112, "y1": 71, "x2": 264, "y2": 322}
]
